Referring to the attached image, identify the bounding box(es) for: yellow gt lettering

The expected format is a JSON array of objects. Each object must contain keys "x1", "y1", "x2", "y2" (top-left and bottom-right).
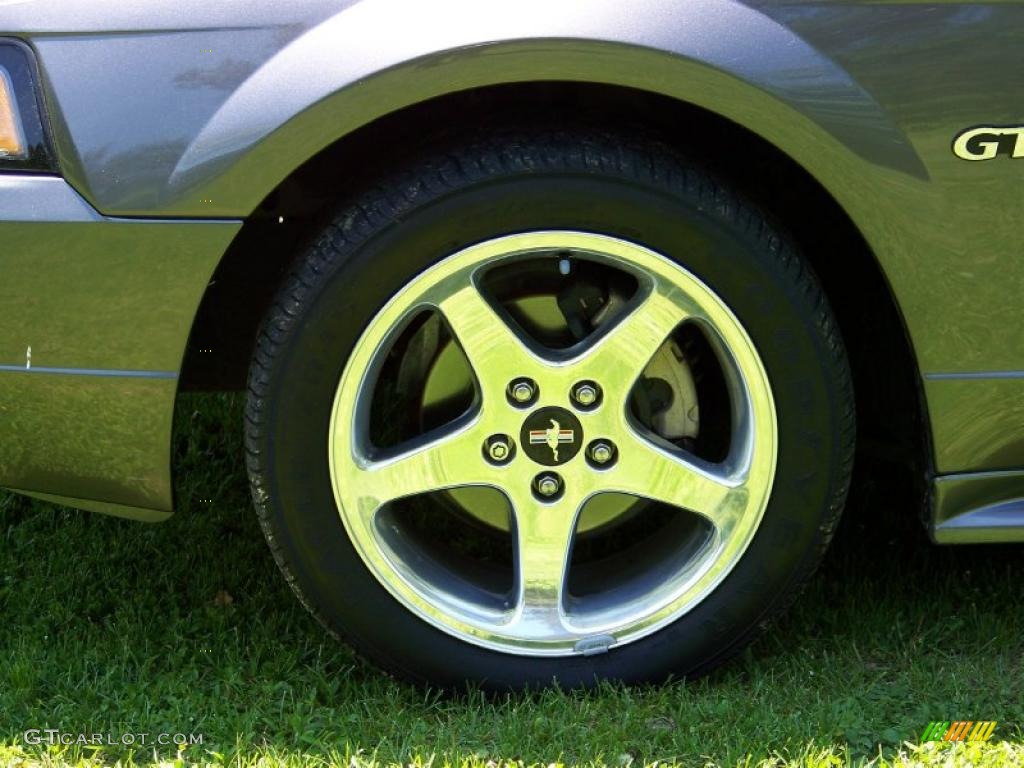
[{"x1": 953, "y1": 126, "x2": 1024, "y2": 161}]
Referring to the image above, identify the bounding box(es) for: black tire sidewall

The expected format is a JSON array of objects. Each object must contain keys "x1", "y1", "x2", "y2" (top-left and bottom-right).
[{"x1": 254, "y1": 169, "x2": 847, "y2": 688}]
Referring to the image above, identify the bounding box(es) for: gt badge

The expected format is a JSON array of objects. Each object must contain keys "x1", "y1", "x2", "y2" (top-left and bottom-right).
[{"x1": 953, "y1": 126, "x2": 1024, "y2": 161}]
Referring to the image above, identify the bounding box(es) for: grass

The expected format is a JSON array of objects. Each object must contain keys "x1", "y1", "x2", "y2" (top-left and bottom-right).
[{"x1": 0, "y1": 394, "x2": 1021, "y2": 767}]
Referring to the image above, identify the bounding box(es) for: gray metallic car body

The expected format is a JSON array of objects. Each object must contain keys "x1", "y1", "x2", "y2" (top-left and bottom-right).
[{"x1": 1, "y1": 0, "x2": 1022, "y2": 541}]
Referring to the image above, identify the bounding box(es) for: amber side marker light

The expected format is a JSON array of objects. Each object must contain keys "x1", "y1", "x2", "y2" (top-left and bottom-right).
[{"x1": 0, "y1": 66, "x2": 26, "y2": 158}]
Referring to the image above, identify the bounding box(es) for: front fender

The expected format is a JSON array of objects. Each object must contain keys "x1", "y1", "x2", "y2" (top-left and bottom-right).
[
  {"x1": 168, "y1": 0, "x2": 925, "y2": 218},
  {"x1": 30, "y1": 0, "x2": 924, "y2": 219}
]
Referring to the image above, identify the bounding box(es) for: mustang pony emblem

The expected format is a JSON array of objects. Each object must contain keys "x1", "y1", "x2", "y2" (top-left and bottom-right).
[{"x1": 529, "y1": 419, "x2": 575, "y2": 462}]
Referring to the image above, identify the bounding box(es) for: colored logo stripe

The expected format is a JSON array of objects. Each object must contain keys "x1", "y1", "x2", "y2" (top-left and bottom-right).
[{"x1": 528, "y1": 430, "x2": 574, "y2": 443}]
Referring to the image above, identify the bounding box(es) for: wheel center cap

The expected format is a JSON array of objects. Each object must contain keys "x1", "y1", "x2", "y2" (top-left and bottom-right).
[{"x1": 520, "y1": 407, "x2": 583, "y2": 466}]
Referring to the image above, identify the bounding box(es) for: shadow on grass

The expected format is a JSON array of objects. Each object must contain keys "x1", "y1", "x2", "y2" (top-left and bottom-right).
[{"x1": 0, "y1": 393, "x2": 1020, "y2": 765}]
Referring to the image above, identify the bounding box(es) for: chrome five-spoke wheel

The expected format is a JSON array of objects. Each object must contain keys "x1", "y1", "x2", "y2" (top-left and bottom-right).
[{"x1": 328, "y1": 232, "x2": 777, "y2": 656}]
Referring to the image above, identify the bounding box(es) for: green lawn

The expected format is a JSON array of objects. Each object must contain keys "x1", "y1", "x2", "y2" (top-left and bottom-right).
[{"x1": 1, "y1": 395, "x2": 1021, "y2": 768}]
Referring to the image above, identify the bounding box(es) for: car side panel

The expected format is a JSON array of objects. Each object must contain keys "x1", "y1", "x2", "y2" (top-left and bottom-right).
[
  {"x1": 759, "y1": 5, "x2": 1024, "y2": 477},
  {"x1": 0, "y1": 0, "x2": 1021, "y2": 517}
]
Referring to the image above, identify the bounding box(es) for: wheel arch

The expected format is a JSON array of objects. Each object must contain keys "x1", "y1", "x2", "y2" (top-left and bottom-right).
[
  {"x1": 179, "y1": 80, "x2": 932, "y2": 515},
  {"x1": 166, "y1": 0, "x2": 928, "y2": 219}
]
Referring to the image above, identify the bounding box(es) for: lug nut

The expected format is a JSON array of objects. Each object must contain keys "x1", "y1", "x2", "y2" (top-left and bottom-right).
[
  {"x1": 574, "y1": 384, "x2": 597, "y2": 406},
  {"x1": 508, "y1": 378, "x2": 538, "y2": 406},
  {"x1": 587, "y1": 440, "x2": 617, "y2": 467},
  {"x1": 533, "y1": 472, "x2": 563, "y2": 499},
  {"x1": 511, "y1": 382, "x2": 534, "y2": 403},
  {"x1": 537, "y1": 477, "x2": 559, "y2": 496},
  {"x1": 484, "y1": 435, "x2": 514, "y2": 464},
  {"x1": 571, "y1": 381, "x2": 601, "y2": 409}
]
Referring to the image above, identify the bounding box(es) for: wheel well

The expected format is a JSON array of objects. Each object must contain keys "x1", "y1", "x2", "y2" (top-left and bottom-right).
[{"x1": 179, "y1": 81, "x2": 929, "y2": 482}]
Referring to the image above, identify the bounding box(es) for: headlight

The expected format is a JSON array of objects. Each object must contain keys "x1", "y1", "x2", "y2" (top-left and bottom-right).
[
  {"x1": 0, "y1": 67, "x2": 25, "y2": 157},
  {"x1": 0, "y1": 39, "x2": 54, "y2": 171}
]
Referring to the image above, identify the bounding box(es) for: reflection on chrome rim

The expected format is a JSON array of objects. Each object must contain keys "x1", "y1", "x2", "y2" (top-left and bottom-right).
[{"x1": 328, "y1": 231, "x2": 777, "y2": 656}]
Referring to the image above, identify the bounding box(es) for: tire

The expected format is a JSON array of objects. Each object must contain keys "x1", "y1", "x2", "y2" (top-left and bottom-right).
[{"x1": 245, "y1": 125, "x2": 855, "y2": 690}]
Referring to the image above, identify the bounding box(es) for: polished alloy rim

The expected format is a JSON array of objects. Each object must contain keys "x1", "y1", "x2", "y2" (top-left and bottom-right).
[{"x1": 328, "y1": 232, "x2": 777, "y2": 656}]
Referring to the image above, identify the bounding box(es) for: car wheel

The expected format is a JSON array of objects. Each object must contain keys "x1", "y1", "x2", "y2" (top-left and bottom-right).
[{"x1": 245, "y1": 126, "x2": 855, "y2": 689}]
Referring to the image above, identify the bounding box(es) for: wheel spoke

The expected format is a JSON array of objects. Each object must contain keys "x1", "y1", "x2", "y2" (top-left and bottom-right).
[
  {"x1": 508, "y1": 488, "x2": 579, "y2": 636},
  {"x1": 342, "y1": 424, "x2": 490, "y2": 517},
  {"x1": 577, "y1": 281, "x2": 694, "y2": 400},
  {"x1": 612, "y1": 432, "x2": 751, "y2": 530},
  {"x1": 435, "y1": 276, "x2": 540, "y2": 392}
]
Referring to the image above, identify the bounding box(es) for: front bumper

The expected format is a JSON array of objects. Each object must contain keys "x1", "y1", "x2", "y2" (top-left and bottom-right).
[{"x1": 0, "y1": 174, "x2": 238, "y2": 518}]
